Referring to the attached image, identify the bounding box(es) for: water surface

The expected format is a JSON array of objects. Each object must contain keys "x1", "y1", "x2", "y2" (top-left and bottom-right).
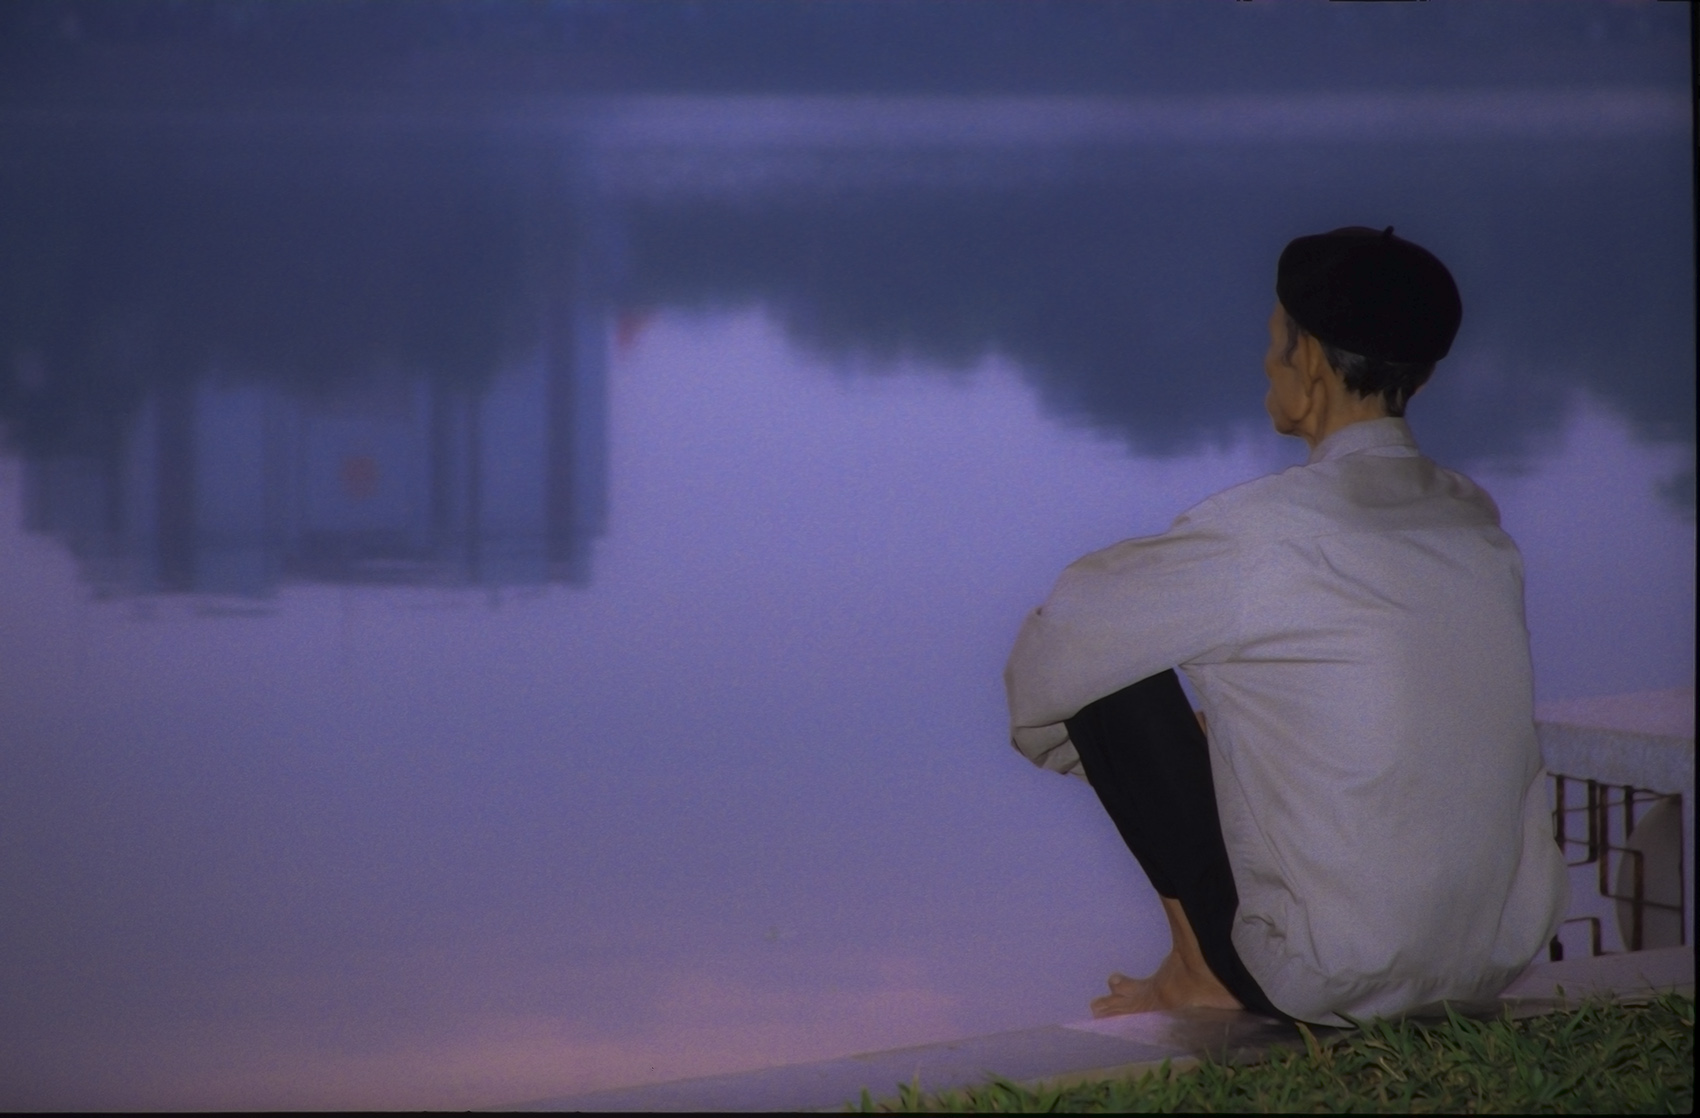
[{"x1": 1, "y1": 73, "x2": 1693, "y2": 1112}]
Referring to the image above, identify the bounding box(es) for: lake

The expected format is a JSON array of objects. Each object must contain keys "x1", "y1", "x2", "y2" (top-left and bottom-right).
[{"x1": 0, "y1": 24, "x2": 1693, "y2": 1112}]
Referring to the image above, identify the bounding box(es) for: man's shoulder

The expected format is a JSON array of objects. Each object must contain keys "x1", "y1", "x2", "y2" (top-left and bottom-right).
[
  {"x1": 1179, "y1": 453, "x2": 1502, "y2": 539},
  {"x1": 1178, "y1": 462, "x2": 1325, "y2": 531}
]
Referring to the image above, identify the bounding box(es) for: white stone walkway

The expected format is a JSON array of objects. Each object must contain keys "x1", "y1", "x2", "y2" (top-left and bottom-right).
[{"x1": 499, "y1": 944, "x2": 1692, "y2": 1113}]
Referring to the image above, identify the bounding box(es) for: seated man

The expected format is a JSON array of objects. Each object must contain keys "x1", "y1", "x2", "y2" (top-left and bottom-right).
[{"x1": 1004, "y1": 226, "x2": 1569, "y2": 1026}]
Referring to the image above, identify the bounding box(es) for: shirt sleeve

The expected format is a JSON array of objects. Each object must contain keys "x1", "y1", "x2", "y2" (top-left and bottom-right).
[{"x1": 1003, "y1": 509, "x2": 1241, "y2": 775}]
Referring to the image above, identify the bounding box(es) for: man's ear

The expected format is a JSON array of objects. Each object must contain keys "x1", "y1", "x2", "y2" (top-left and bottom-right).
[{"x1": 1298, "y1": 333, "x2": 1331, "y2": 395}]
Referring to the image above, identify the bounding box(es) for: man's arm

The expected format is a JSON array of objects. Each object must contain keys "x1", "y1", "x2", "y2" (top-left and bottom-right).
[
  {"x1": 1003, "y1": 517, "x2": 1239, "y2": 774},
  {"x1": 1006, "y1": 604, "x2": 1088, "y2": 778}
]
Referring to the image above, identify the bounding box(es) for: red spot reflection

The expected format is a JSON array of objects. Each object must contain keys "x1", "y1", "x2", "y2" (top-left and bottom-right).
[
  {"x1": 615, "y1": 309, "x2": 654, "y2": 352},
  {"x1": 340, "y1": 454, "x2": 380, "y2": 500}
]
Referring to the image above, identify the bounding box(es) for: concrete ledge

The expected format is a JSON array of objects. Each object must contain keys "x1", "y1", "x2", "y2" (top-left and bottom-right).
[
  {"x1": 1496, "y1": 943, "x2": 1694, "y2": 1016},
  {"x1": 499, "y1": 1023, "x2": 1181, "y2": 1113},
  {"x1": 1535, "y1": 686, "x2": 1694, "y2": 944},
  {"x1": 499, "y1": 946, "x2": 1692, "y2": 1113}
]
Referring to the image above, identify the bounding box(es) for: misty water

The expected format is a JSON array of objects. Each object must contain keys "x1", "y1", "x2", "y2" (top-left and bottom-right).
[{"x1": 2, "y1": 60, "x2": 1695, "y2": 1117}]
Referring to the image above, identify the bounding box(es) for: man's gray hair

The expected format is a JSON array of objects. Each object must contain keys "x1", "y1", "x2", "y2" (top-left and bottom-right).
[{"x1": 1282, "y1": 312, "x2": 1437, "y2": 418}]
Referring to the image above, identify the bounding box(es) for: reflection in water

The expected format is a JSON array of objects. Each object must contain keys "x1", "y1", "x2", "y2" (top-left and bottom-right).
[
  {"x1": 616, "y1": 124, "x2": 1691, "y2": 475},
  {"x1": 5, "y1": 130, "x2": 610, "y2": 594},
  {"x1": 23, "y1": 338, "x2": 606, "y2": 596},
  {"x1": 0, "y1": 32, "x2": 1694, "y2": 1112},
  {"x1": 3, "y1": 95, "x2": 1692, "y2": 603}
]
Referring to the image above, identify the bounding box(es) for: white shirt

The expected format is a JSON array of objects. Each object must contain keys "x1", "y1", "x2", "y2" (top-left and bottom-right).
[{"x1": 1005, "y1": 418, "x2": 1569, "y2": 1024}]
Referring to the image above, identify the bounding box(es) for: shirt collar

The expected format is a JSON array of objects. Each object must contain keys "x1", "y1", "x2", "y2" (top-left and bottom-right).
[{"x1": 1306, "y1": 417, "x2": 1419, "y2": 465}]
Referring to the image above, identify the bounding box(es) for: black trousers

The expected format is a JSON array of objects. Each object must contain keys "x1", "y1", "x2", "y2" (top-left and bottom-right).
[{"x1": 1065, "y1": 669, "x2": 1289, "y2": 1021}]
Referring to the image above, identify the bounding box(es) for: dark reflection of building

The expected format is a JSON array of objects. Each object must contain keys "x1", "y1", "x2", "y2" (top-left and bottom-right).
[
  {"x1": 21, "y1": 311, "x2": 606, "y2": 597},
  {"x1": 2, "y1": 106, "x2": 617, "y2": 598}
]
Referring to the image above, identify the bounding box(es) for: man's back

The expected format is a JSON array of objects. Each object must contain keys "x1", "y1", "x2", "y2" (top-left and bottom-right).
[
  {"x1": 1183, "y1": 419, "x2": 1568, "y2": 1021},
  {"x1": 1006, "y1": 417, "x2": 1569, "y2": 1023}
]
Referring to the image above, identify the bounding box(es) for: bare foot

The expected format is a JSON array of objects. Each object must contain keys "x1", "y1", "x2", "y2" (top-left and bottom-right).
[
  {"x1": 1090, "y1": 952, "x2": 1243, "y2": 1017},
  {"x1": 1090, "y1": 896, "x2": 1244, "y2": 1018}
]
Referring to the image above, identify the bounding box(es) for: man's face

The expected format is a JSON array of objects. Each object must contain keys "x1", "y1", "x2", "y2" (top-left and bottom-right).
[{"x1": 1263, "y1": 302, "x2": 1309, "y2": 436}]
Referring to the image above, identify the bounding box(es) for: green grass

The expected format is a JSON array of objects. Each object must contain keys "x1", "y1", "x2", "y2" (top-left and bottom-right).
[{"x1": 851, "y1": 992, "x2": 1694, "y2": 1114}]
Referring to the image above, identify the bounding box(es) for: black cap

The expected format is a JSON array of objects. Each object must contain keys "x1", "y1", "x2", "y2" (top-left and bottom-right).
[{"x1": 1276, "y1": 226, "x2": 1462, "y2": 363}]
